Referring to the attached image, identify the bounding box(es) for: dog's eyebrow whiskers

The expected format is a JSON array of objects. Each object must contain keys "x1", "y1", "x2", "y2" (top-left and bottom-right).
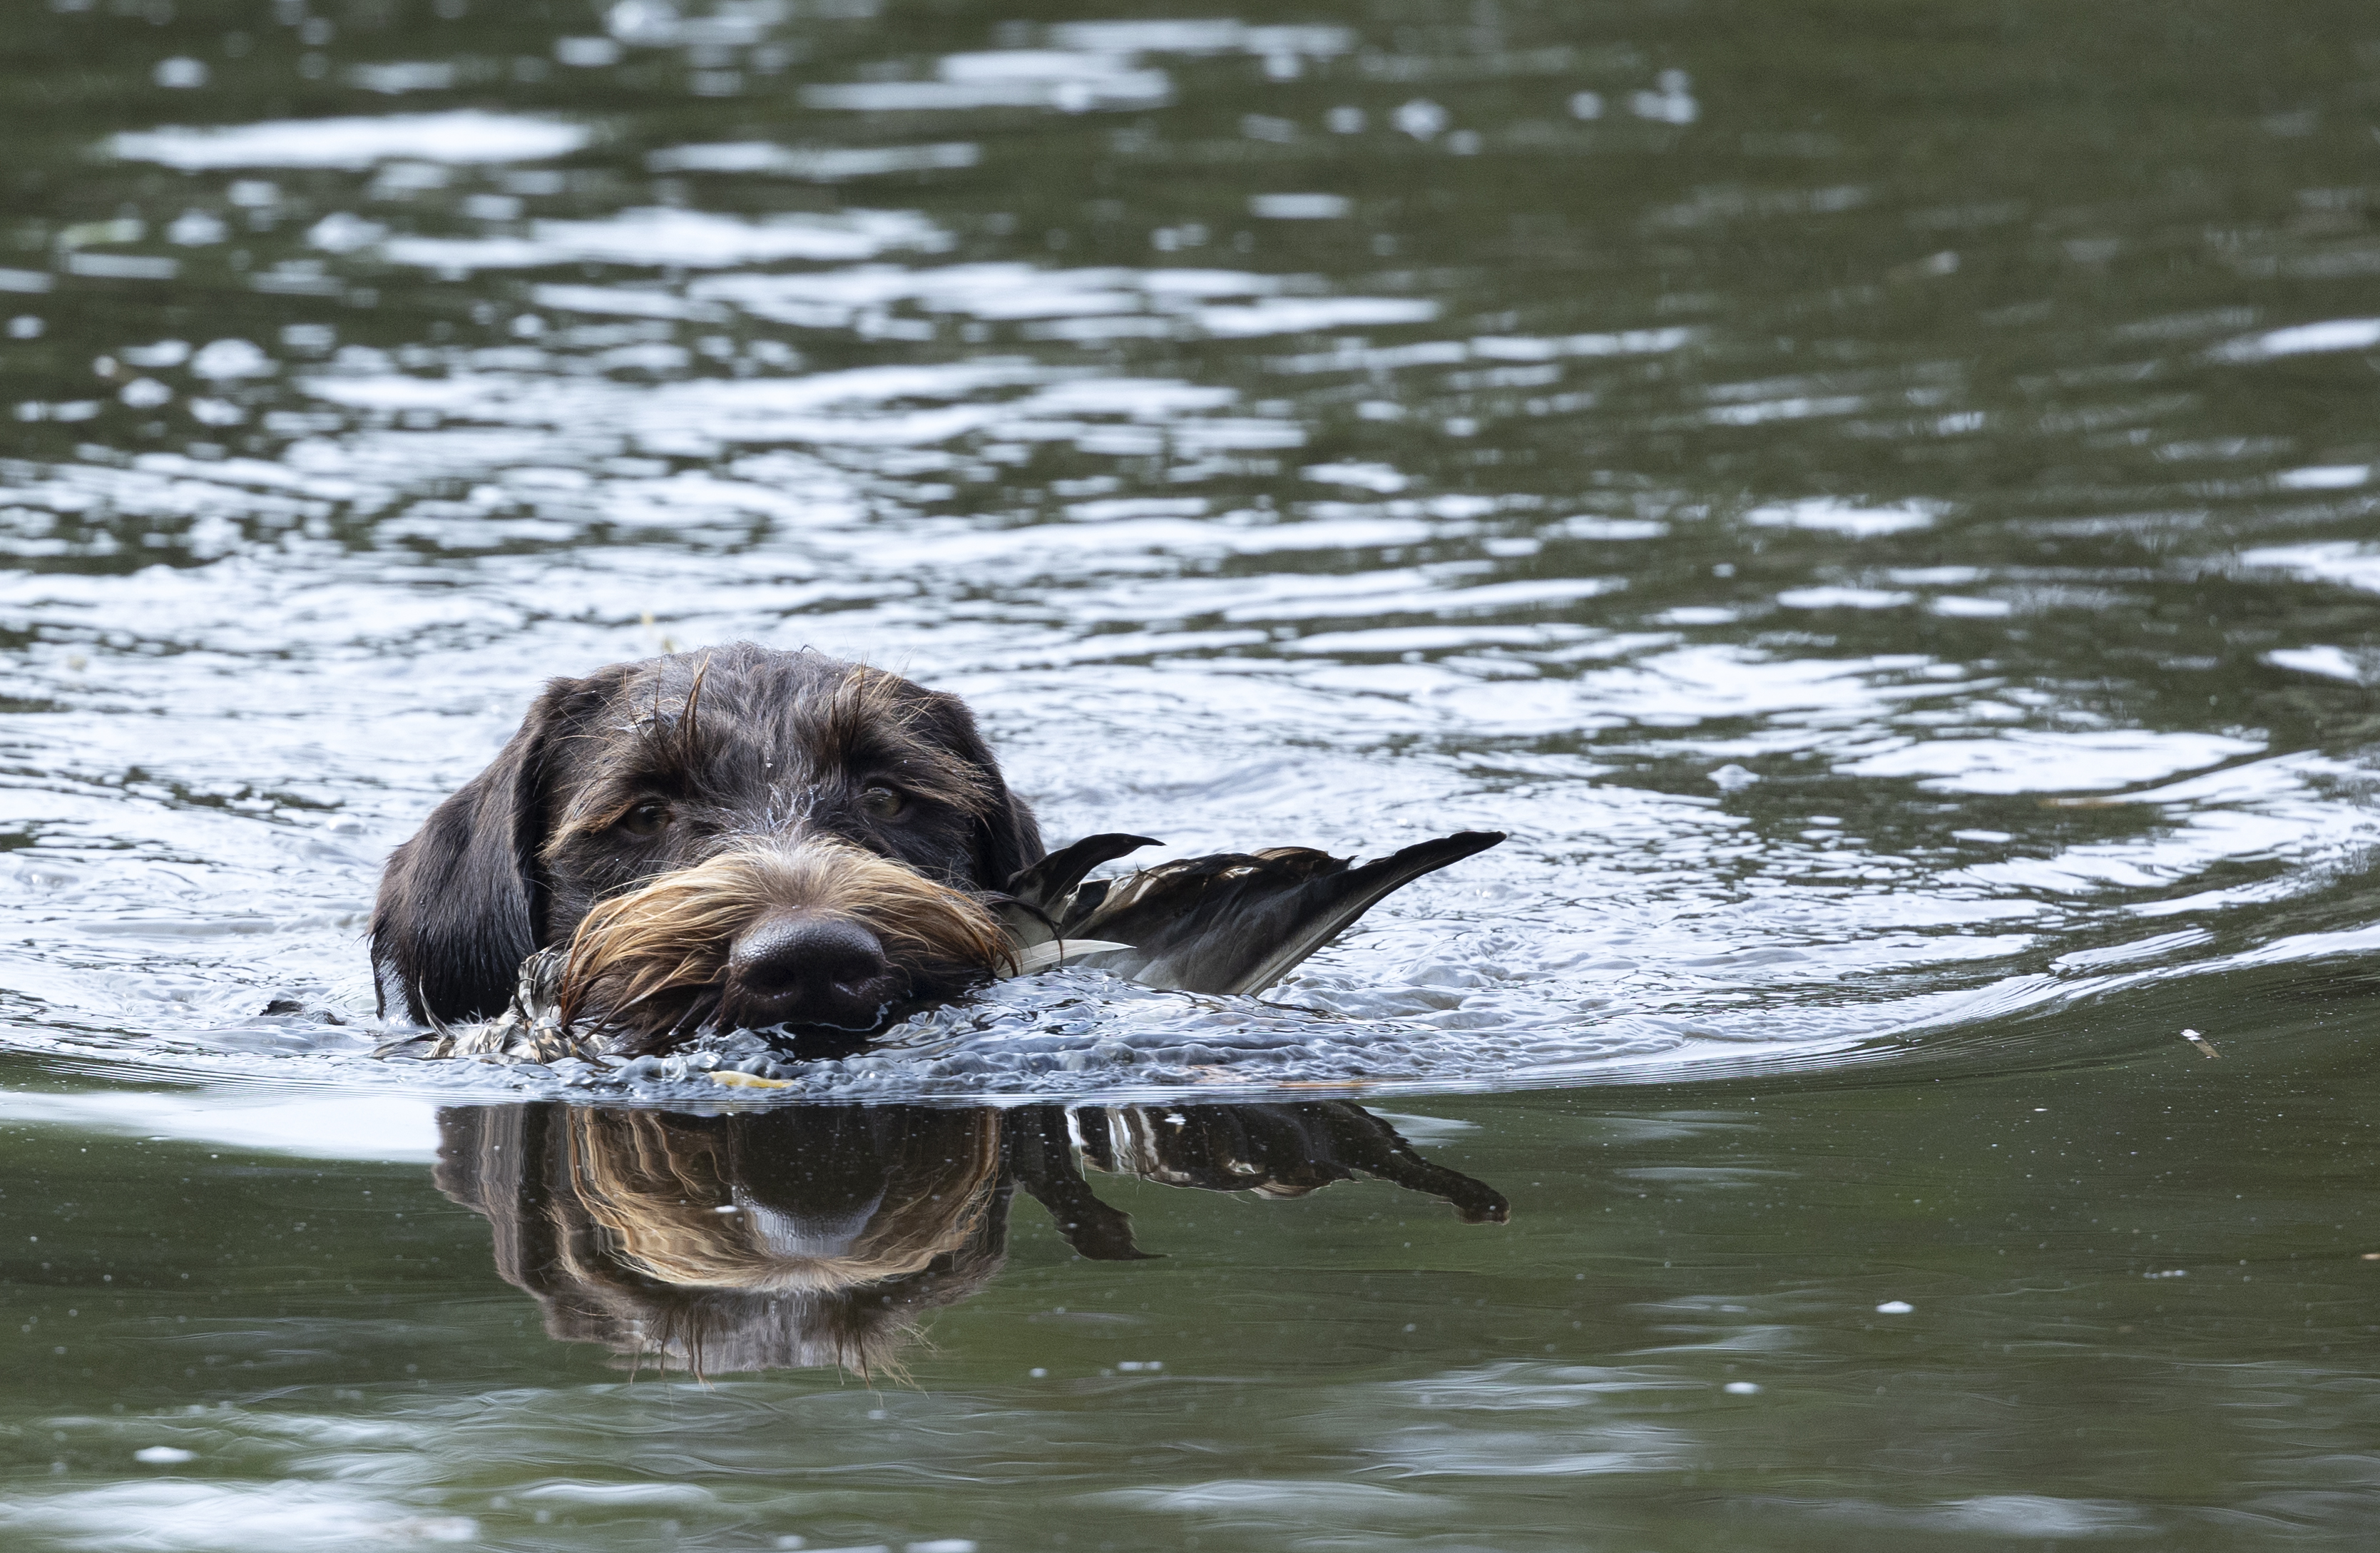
[
  {"x1": 675, "y1": 652, "x2": 713, "y2": 768},
  {"x1": 793, "y1": 668, "x2": 997, "y2": 817}
]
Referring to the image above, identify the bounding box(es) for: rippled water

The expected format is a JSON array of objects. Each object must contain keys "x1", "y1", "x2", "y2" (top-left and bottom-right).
[{"x1": 6, "y1": 0, "x2": 2380, "y2": 1546}]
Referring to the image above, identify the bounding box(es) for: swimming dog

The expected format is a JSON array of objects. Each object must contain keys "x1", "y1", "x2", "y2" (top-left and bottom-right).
[{"x1": 373, "y1": 644, "x2": 1500, "y2": 1056}]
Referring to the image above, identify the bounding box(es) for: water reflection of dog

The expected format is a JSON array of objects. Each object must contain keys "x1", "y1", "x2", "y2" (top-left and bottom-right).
[{"x1": 435, "y1": 1101, "x2": 1508, "y2": 1377}]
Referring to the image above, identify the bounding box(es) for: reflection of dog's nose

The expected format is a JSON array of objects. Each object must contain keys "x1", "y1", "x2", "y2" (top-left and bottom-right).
[{"x1": 723, "y1": 916, "x2": 896, "y2": 1030}]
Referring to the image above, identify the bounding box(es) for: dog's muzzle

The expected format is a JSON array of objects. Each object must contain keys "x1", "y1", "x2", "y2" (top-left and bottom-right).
[
  {"x1": 555, "y1": 840, "x2": 1013, "y2": 1051},
  {"x1": 721, "y1": 914, "x2": 896, "y2": 1032}
]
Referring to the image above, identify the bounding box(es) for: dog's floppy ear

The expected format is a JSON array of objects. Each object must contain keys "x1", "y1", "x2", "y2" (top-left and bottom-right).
[
  {"x1": 372, "y1": 677, "x2": 598, "y2": 1023},
  {"x1": 914, "y1": 683, "x2": 1044, "y2": 886},
  {"x1": 974, "y1": 783, "x2": 1045, "y2": 890}
]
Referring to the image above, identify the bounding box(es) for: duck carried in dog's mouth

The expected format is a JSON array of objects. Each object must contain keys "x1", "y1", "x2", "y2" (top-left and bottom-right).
[{"x1": 370, "y1": 644, "x2": 1501, "y2": 1065}]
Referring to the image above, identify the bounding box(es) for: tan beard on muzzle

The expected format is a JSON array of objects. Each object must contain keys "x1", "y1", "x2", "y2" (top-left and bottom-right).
[{"x1": 554, "y1": 840, "x2": 1014, "y2": 1048}]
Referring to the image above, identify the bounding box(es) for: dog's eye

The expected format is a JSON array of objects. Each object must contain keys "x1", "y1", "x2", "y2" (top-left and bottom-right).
[
  {"x1": 616, "y1": 801, "x2": 672, "y2": 837},
  {"x1": 859, "y1": 785, "x2": 906, "y2": 820}
]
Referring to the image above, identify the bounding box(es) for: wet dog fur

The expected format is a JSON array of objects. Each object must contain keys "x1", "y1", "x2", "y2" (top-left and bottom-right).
[{"x1": 372, "y1": 644, "x2": 1042, "y2": 1054}]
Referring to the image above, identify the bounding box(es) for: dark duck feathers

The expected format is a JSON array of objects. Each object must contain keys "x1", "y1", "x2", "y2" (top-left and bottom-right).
[{"x1": 1000, "y1": 830, "x2": 1506, "y2": 997}]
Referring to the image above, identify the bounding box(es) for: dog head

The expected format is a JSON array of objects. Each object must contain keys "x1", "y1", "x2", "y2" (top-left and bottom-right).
[{"x1": 372, "y1": 644, "x2": 1043, "y2": 1044}]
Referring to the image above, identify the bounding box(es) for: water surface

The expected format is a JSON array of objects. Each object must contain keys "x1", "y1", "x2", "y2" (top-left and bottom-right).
[{"x1": 4, "y1": 0, "x2": 2379, "y2": 1545}]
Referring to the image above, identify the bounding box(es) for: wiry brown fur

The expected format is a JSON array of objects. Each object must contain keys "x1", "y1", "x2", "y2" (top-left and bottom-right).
[
  {"x1": 541, "y1": 662, "x2": 999, "y2": 852},
  {"x1": 802, "y1": 667, "x2": 1000, "y2": 818},
  {"x1": 556, "y1": 840, "x2": 1013, "y2": 1052}
]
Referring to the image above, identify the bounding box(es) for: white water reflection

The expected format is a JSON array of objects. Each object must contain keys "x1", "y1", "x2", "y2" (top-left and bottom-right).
[
  {"x1": 0, "y1": 1480, "x2": 473, "y2": 1553},
  {"x1": 2265, "y1": 645, "x2": 2366, "y2": 683},
  {"x1": 0, "y1": 1088, "x2": 438, "y2": 1161},
  {"x1": 2213, "y1": 317, "x2": 2380, "y2": 361},
  {"x1": 381, "y1": 208, "x2": 951, "y2": 272},
  {"x1": 1840, "y1": 731, "x2": 2262, "y2": 795},
  {"x1": 805, "y1": 52, "x2": 1173, "y2": 113},
  {"x1": 110, "y1": 112, "x2": 591, "y2": 169},
  {"x1": 648, "y1": 140, "x2": 982, "y2": 179},
  {"x1": 2242, "y1": 541, "x2": 2380, "y2": 593},
  {"x1": 1746, "y1": 497, "x2": 1944, "y2": 536}
]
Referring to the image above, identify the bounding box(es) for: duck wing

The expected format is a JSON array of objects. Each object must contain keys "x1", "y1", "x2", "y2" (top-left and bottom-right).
[
  {"x1": 995, "y1": 832, "x2": 1160, "y2": 970},
  {"x1": 1057, "y1": 830, "x2": 1505, "y2": 996},
  {"x1": 1005, "y1": 832, "x2": 1163, "y2": 917}
]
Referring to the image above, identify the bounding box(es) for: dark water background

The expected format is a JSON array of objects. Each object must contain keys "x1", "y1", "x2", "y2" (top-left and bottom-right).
[{"x1": 5, "y1": 0, "x2": 2380, "y2": 1546}]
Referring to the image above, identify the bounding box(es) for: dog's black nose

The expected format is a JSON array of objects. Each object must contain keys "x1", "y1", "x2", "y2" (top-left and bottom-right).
[{"x1": 722, "y1": 916, "x2": 897, "y2": 1031}]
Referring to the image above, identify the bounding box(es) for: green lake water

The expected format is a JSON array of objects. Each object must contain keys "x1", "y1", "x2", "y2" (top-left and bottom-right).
[{"x1": 4, "y1": 0, "x2": 2380, "y2": 1546}]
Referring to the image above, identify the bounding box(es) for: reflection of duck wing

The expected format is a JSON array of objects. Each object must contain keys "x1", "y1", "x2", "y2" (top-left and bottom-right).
[
  {"x1": 1003, "y1": 1106, "x2": 1155, "y2": 1262},
  {"x1": 1026, "y1": 830, "x2": 1505, "y2": 996},
  {"x1": 1306, "y1": 1104, "x2": 1510, "y2": 1225},
  {"x1": 1073, "y1": 1102, "x2": 1510, "y2": 1224}
]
